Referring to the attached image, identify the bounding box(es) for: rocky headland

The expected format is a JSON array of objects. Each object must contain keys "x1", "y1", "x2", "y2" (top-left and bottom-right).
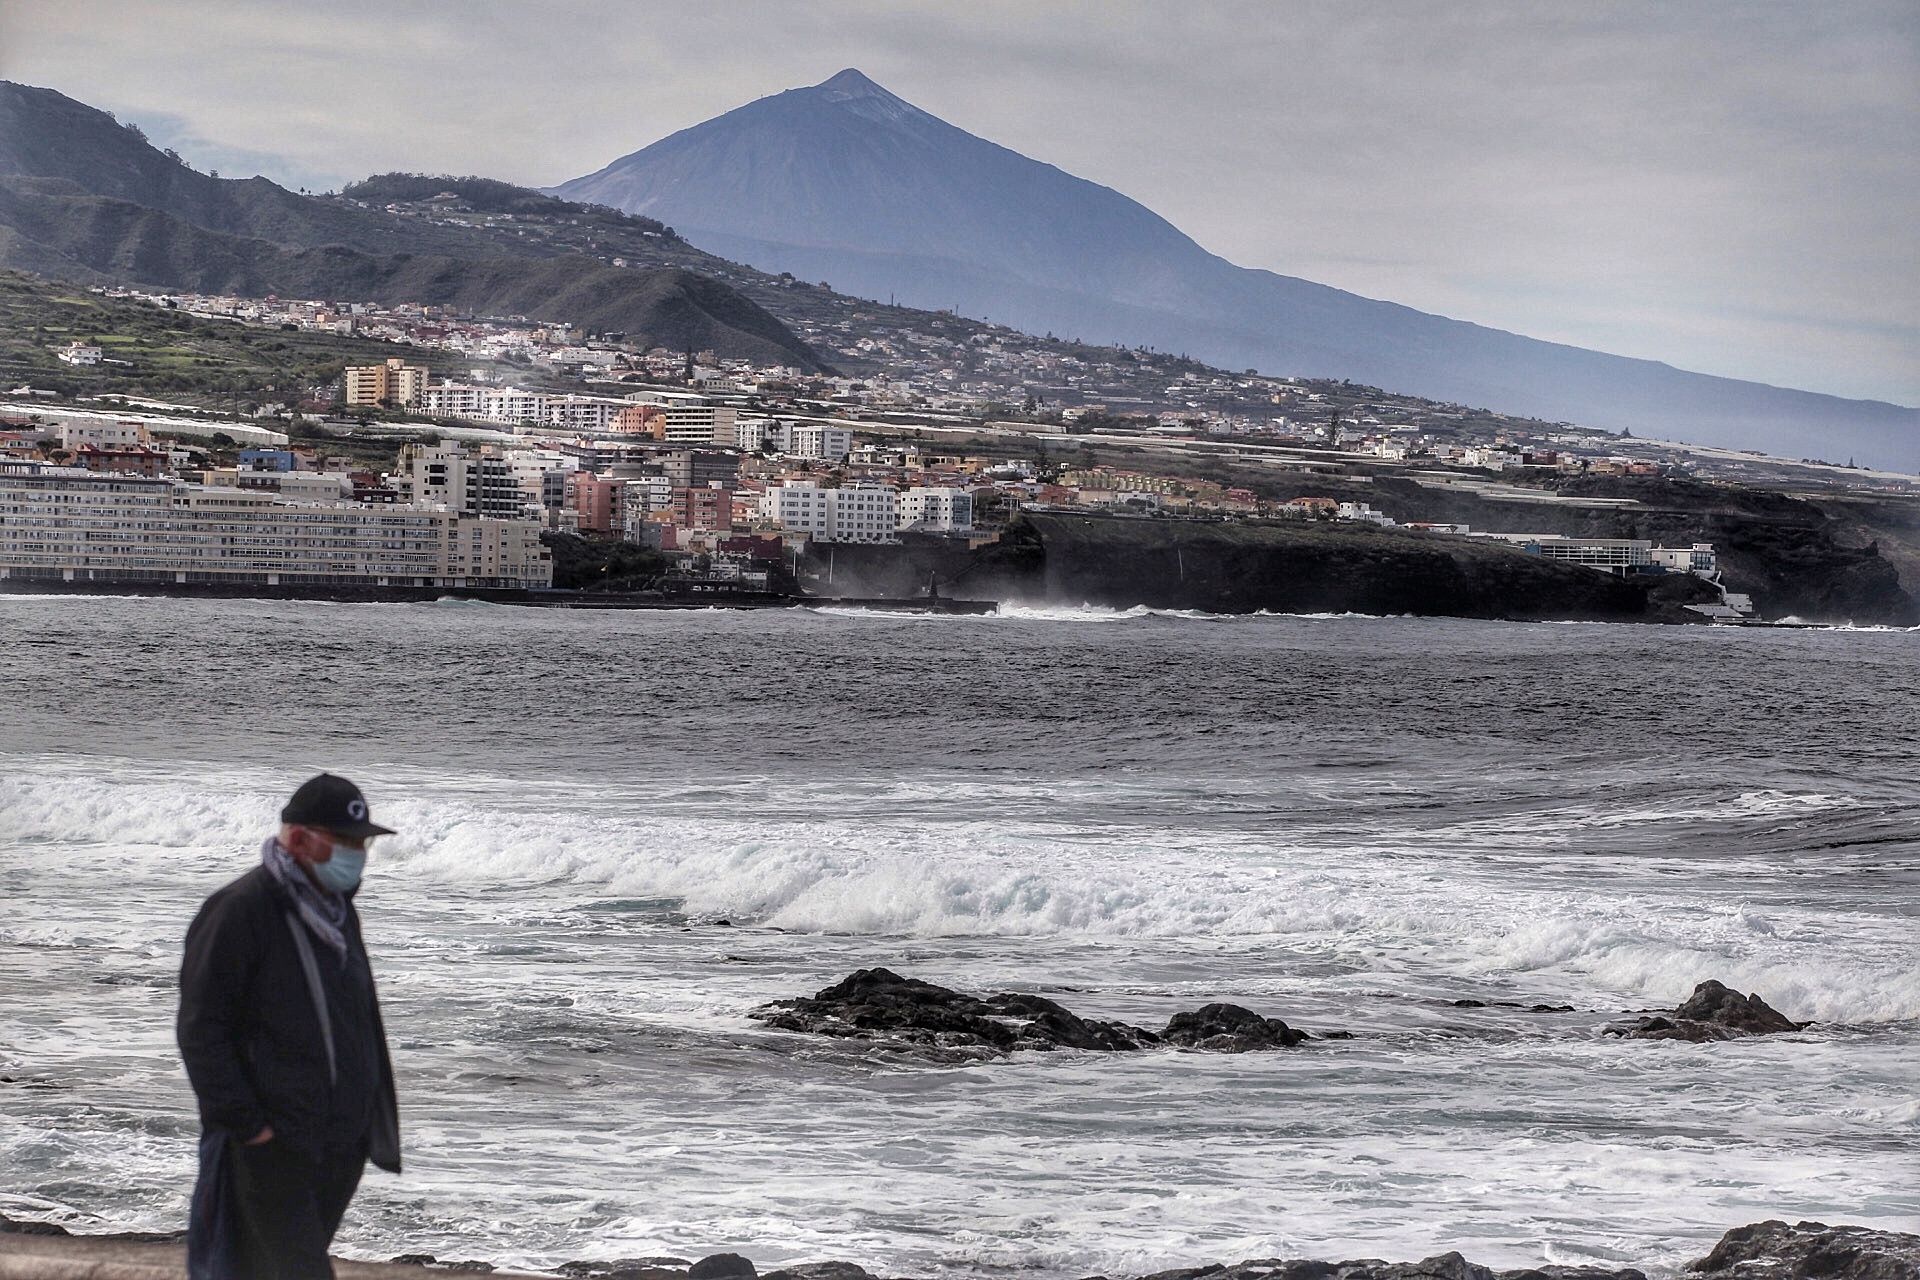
[
  {"x1": 798, "y1": 492, "x2": 1920, "y2": 626},
  {"x1": 803, "y1": 514, "x2": 1726, "y2": 624}
]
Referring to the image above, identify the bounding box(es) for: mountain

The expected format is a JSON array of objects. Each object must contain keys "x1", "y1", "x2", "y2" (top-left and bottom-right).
[
  {"x1": 556, "y1": 69, "x2": 1919, "y2": 472},
  {"x1": 0, "y1": 81, "x2": 828, "y2": 370}
]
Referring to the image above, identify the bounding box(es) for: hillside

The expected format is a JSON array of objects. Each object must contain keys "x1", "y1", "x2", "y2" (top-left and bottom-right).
[
  {"x1": 0, "y1": 82, "x2": 828, "y2": 371},
  {"x1": 555, "y1": 69, "x2": 1920, "y2": 472},
  {"x1": 0, "y1": 268, "x2": 472, "y2": 405}
]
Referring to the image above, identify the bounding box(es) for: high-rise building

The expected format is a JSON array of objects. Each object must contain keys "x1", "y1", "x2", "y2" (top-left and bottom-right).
[
  {"x1": 397, "y1": 443, "x2": 531, "y2": 520},
  {"x1": 343, "y1": 358, "x2": 430, "y2": 408}
]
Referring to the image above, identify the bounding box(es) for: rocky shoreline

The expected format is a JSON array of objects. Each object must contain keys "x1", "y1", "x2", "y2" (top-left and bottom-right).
[
  {"x1": 3, "y1": 976, "x2": 1895, "y2": 1279},
  {"x1": 4, "y1": 1216, "x2": 1917, "y2": 1280},
  {"x1": 748, "y1": 970, "x2": 1814, "y2": 1057},
  {"x1": 412, "y1": 1218, "x2": 1920, "y2": 1278}
]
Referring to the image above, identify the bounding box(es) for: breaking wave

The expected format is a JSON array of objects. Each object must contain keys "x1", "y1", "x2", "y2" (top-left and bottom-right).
[{"x1": 5, "y1": 762, "x2": 1915, "y2": 1024}]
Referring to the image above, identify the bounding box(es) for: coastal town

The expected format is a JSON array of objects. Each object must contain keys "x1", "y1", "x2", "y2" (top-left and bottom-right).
[
  {"x1": 1, "y1": 288, "x2": 1757, "y2": 616},
  {"x1": 50, "y1": 281, "x2": 1920, "y2": 494}
]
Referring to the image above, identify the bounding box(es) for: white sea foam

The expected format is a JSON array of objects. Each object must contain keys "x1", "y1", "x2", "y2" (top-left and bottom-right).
[
  {"x1": 5, "y1": 762, "x2": 1915, "y2": 1025},
  {"x1": 819, "y1": 601, "x2": 1408, "y2": 624}
]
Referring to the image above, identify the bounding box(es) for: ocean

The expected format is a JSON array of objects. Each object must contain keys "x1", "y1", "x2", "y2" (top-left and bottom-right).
[{"x1": 1, "y1": 596, "x2": 1916, "y2": 1277}]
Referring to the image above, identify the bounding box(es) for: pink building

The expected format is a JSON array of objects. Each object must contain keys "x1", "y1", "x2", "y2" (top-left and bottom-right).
[{"x1": 566, "y1": 472, "x2": 626, "y2": 535}]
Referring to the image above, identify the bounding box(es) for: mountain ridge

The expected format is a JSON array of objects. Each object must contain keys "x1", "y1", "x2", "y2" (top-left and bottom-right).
[
  {"x1": 0, "y1": 81, "x2": 829, "y2": 370},
  {"x1": 554, "y1": 69, "x2": 1918, "y2": 471}
]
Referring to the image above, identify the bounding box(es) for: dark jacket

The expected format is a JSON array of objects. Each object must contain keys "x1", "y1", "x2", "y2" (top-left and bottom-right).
[{"x1": 177, "y1": 865, "x2": 401, "y2": 1172}]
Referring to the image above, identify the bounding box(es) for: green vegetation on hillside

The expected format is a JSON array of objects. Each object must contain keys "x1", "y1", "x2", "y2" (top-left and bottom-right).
[
  {"x1": 0, "y1": 270, "x2": 457, "y2": 409},
  {"x1": 341, "y1": 173, "x2": 680, "y2": 240}
]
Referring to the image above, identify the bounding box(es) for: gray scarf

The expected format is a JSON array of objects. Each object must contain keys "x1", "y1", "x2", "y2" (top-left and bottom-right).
[{"x1": 262, "y1": 837, "x2": 349, "y2": 958}]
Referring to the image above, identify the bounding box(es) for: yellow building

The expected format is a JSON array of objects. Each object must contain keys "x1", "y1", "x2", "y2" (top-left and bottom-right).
[{"x1": 343, "y1": 358, "x2": 430, "y2": 408}]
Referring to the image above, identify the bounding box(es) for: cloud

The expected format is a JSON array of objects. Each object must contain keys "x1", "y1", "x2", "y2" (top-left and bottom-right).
[{"x1": 3, "y1": 0, "x2": 1914, "y2": 403}]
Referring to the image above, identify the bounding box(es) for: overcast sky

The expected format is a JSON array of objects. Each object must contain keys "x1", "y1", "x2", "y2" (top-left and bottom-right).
[{"x1": 4, "y1": 0, "x2": 1915, "y2": 404}]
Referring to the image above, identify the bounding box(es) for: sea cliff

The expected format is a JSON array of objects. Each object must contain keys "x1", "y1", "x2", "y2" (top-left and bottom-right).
[{"x1": 801, "y1": 514, "x2": 1719, "y2": 622}]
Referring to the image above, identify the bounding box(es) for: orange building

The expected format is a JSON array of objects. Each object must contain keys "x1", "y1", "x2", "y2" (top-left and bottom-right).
[{"x1": 611, "y1": 404, "x2": 667, "y2": 439}]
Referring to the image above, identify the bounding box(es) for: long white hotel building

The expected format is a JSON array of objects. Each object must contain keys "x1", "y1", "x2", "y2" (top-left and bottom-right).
[{"x1": 0, "y1": 463, "x2": 552, "y2": 590}]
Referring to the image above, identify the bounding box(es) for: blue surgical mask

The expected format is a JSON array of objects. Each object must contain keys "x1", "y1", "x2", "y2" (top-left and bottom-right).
[{"x1": 312, "y1": 842, "x2": 367, "y2": 894}]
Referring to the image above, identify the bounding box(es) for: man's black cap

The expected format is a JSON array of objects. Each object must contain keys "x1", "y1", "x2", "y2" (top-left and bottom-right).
[{"x1": 281, "y1": 773, "x2": 395, "y2": 839}]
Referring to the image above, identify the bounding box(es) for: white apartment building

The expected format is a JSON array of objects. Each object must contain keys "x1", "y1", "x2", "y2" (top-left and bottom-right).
[
  {"x1": 57, "y1": 343, "x2": 104, "y2": 366},
  {"x1": 422, "y1": 381, "x2": 491, "y2": 418},
  {"x1": 789, "y1": 424, "x2": 853, "y2": 463},
  {"x1": 662, "y1": 404, "x2": 738, "y2": 445},
  {"x1": 0, "y1": 464, "x2": 551, "y2": 588},
  {"x1": 898, "y1": 486, "x2": 974, "y2": 533},
  {"x1": 544, "y1": 394, "x2": 630, "y2": 434},
  {"x1": 491, "y1": 388, "x2": 551, "y2": 425},
  {"x1": 397, "y1": 443, "x2": 533, "y2": 520},
  {"x1": 503, "y1": 449, "x2": 578, "y2": 517},
  {"x1": 424, "y1": 385, "x2": 637, "y2": 435},
  {"x1": 763, "y1": 481, "x2": 899, "y2": 544},
  {"x1": 1653, "y1": 543, "x2": 1719, "y2": 576},
  {"x1": 735, "y1": 418, "x2": 773, "y2": 452},
  {"x1": 61, "y1": 420, "x2": 151, "y2": 450},
  {"x1": 1337, "y1": 501, "x2": 1397, "y2": 527},
  {"x1": 421, "y1": 382, "x2": 550, "y2": 424},
  {"x1": 625, "y1": 473, "x2": 674, "y2": 513}
]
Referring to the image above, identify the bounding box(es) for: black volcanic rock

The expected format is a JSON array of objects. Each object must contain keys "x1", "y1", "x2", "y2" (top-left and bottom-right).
[
  {"x1": 1020, "y1": 512, "x2": 1659, "y2": 621},
  {"x1": 1607, "y1": 980, "x2": 1809, "y2": 1042},
  {"x1": 1162, "y1": 1003, "x2": 1307, "y2": 1051},
  {"x1": 750, "y1": 968, "x2": 1324, "y2": 1055},
  {"x1": 553, "y1": 69, "x2": 1919, "y2": 470},
  {"x1": 750, "y1": 968, "x2": 1155, "y2": 1054},
  {"x1": 389, "y1": 1257, "x2": 495, "y2": 1273},
  {"x1": 1134, "y1": 1256, "x2": 1646, "y2": 1279},
  {"x1": 1689, "y1": 1220, "x2": 1920, "y2": 1279},
  {"x1": 557, "y1": 1262, "x2": 692, "y2": 1279}
]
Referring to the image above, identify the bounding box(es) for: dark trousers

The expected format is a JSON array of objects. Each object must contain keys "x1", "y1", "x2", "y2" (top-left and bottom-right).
[{"x1": 227, "y1": 1138, "x2": 366, "y2": 1279}]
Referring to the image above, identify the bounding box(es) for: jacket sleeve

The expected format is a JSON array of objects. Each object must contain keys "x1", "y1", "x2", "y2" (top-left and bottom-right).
[{"x1": 177, "y1": 890, "x2": 269, "y2": 1138}]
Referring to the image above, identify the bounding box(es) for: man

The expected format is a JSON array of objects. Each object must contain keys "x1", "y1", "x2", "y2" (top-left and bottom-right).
[{"x1": 178, "y1": 774, "x2": 402, "y2": 1279}]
